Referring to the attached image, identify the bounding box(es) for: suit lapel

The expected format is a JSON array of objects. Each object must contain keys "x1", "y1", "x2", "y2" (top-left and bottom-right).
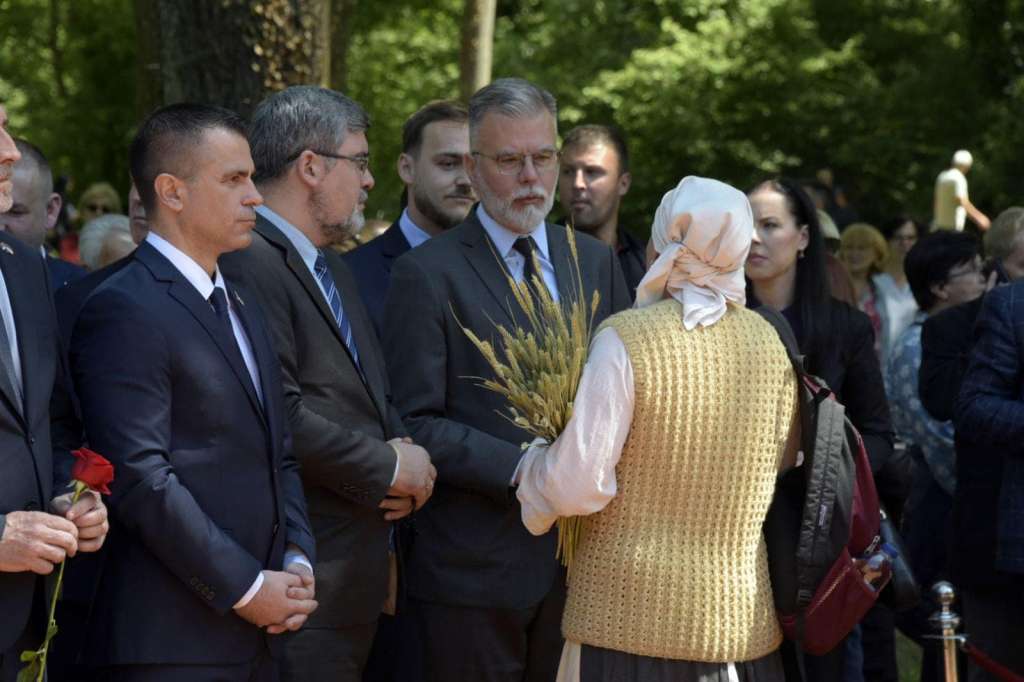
[
  {"x1": 255, "y1": 218, "x2": 349, "y2": 351},
  {"x1": 458, "y1": 214, "x2": 522, "y2": 328},
  {"x1": 328, "y1": 256, "x2": 389, "y2": 419},
  {"x1": 545, "y1": 222, "x2": 579, "y2": 306},
  {"x1": 227, "y1": 286, "x2": 279, "y2": 441},
  {"x1": 136, "y1": 243, "x2": 266, "y2": 425},
  {"x1": 0, "y1": 247, "x2": 34, "y2": 424}
]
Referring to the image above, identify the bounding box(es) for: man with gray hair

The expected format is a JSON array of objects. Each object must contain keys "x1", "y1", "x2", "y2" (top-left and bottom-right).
[
  {"x1": 1, "y1": 139, "x2": 85, "y2": 290},
  {"x1": 933, "y1": 149, "x2": 990, "y2": 232},
  {"x1": 220, "y1": 85, "x2": 435, "y2": 682},
  {"x1": 382, "y1": 77, "x2": 630, "y2": 680}
]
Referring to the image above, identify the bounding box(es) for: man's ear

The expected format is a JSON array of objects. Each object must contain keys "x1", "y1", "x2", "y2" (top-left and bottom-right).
[
  {"x1": 397, "y1": 153, "x2": 416, "y2": 186},
  {"x1": 153, "y1": 174, "x2": 185, "y2": 213},
  {"x1": 294, "y1": 150, "x2": 323, "y2": 190},
  {"x1": 44, "y1": 192, "x2": 62, "y2": 231},
  {"x1": 617, "y1": 171, "x2": 632, "y2": 197}
]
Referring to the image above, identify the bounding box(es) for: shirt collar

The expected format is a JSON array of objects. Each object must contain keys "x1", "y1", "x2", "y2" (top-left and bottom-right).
[
  {"x1": 256, "y1": 205, "x2": 320, "y2": 272},
  {"x1": 476, "y1": 204, "x2": 549, "y2": 259},
  {"x1": 145, "y1": 232, "x2": 225, "y2": 300},
  {"x1": 398, "y1": 209, "x2": 432, "y2": 249}
]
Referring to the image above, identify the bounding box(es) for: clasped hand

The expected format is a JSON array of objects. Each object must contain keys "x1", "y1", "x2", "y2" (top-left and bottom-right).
[
  {"x1": 0, "y1": 490, "x2": 109, "y2": 575},
  {"x1": 383, "y1": 437, "x2": 436, "y2": 520},
  {"x1": 236, "y1": 562, "x2": 318, "y2": 634}
]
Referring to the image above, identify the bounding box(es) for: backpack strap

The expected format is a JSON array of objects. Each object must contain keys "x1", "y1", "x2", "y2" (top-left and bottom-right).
[{"x1": 754, "y1": 306, "x2": 805, "y2": 372}]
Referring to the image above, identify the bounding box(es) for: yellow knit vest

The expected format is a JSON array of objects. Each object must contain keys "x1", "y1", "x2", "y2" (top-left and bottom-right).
[{"x1": 561, "y1": 299, "x2": 796, "y2": 662}]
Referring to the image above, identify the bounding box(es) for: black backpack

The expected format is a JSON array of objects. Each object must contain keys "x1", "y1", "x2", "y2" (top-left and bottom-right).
[{"x1": 757, "y1": 307, "x2": 886, "y2": 655}]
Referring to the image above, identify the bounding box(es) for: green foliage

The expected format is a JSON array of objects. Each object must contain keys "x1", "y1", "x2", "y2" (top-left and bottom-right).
[
  {"x1": 2, "y1": 0, "x2": 1022, "y2": 233},
  {"x1": 0, "y1": 0, "x2": 137, "y2": 205}
]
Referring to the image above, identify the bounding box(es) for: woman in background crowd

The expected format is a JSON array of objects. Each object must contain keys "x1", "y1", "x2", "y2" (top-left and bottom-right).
[
  {"x1": 745, "y1": 178, "x2": 895, "y2": 682},
  {"x1": 875, "y1": 216, "x2": 923, "y2": 361},
  {"x1": 839, "y1": 223, "x2": 890, "y2": 359}
]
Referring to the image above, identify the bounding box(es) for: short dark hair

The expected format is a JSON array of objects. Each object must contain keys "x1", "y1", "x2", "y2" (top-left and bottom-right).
[
  {"x1": 561, "y1": 124, "x2": 630, "y2": 174},
  {"x1": 13, "y1": 138, "x2": 53, "y2": 194},
  {"x1": 129, "y1": 103, "x2": 247, "y2": 213},
  {"x1": 402, "y1": 100, "x2": 468, "y2": 156},
  {"x1": 904, "y1": 231, "x2": 980, "y2": 311}
]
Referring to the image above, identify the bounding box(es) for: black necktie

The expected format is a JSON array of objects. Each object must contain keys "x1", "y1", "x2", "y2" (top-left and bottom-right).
[
  {"x1": 208, "y1": 287, "x2": 240, "y2": 353},
  {"x1": 512, "y1": 236, "x2": 539, "y2": 285}
]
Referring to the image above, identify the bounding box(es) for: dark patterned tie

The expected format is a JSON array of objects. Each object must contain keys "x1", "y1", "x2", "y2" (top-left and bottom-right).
[
  {"x1": 512, "y1": 236, "x2": 539, "y2": 285},
  {"x1": 314, "y1": 251, "x2": 361, "y2": 371}
]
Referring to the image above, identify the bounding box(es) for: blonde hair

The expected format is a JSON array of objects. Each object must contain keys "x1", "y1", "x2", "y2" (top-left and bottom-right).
[
  {"x1": 840, "y1": 223, "x2": 888, "y2": 275},
  {"x1": 984, "y1": 207, "x2": 1024, "y2": 261}
]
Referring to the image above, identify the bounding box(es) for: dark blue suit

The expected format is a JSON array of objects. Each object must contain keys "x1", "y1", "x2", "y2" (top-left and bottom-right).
[
  {"x1": 956, "y1": 281, "x2": 1024, "y2": 574},
  {"x1": 0, "y1": 233, "x2": 76, "y2": 677},
  {"x1": 342, "y1": 222, "x2": 410, "y2": 338},
  {"x1": 69, "y1": 241, "x2": 314, "y2": 672},
  {"x1": 44, "y1": 254, "x2": 86, "y2": 293}
]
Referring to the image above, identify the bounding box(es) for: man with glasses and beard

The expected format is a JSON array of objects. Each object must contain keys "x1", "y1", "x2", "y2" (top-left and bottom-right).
[
  {"x1": 345, "y1": 101, "x2": 475, "y2": 337},
  {"x1": 382, "y1": 78, "x2": 630, "y2": 681},
  {"x1": 219, "y1": 86, "x2": 435, "y2": 682}
]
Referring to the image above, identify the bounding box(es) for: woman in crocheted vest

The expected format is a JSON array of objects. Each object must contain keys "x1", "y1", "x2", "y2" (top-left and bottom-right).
[{"x1": 516, "y1": 176, "x2": 800, "y2": 682}]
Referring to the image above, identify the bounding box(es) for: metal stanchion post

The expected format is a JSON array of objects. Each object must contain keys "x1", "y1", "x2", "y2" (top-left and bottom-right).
[{"x1": 930, "y1": 581, "x2": 962, "y2": 682}]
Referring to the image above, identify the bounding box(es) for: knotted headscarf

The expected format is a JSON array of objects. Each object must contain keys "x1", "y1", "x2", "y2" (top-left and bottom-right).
[{"x1": 634, "y1": 176, "x2": 753, "y2": 329}]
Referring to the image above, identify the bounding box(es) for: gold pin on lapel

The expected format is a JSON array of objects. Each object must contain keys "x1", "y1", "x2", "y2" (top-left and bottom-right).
[{"x1": 0, "y1": 243, "x2": 13, "y2": 255}]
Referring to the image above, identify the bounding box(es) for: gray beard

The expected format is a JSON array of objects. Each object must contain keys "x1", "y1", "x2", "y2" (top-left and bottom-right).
[
  {"x1": 312, "y1": 188, "x2": 363, "y2": 245},
  {"x1": 474, "y1": 175, "x2": 554, "y2": 233}
]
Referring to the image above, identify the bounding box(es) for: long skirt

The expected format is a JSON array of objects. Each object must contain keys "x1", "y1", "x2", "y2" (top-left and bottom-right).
[{"x1": 577, "y1": 643, "x2": 785, "y2": 682}]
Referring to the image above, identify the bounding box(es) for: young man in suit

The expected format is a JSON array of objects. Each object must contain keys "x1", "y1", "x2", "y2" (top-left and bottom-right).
[
  {"x1": 344, "y1": 100, "x2": 474, "y2": 336},
  {"x1": 2, "y1": 138, "x2": 86, "y2": 290},
  {"x1": 68, "y1": 103, "x2": 317, "y2": 682},
  {"x1": 0, "y1": 105, "x2": 109, "y2": 682},
  {"x1": 382, "y1": 78, "x2": 631, "y2": 681},
  {"x1": 219, "y1": 86, "x2": 435, "y2": 682}
]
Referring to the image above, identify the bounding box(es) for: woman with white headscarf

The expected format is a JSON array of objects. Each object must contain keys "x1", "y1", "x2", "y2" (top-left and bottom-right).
[{"x1": 516, "y1": 176, "x2": 799, "y2": 682}]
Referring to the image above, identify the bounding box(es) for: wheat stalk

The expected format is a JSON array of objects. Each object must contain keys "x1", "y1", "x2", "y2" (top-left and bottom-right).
[{"x1": 455, "y1": 224, "x2": 599, "y2": 568}]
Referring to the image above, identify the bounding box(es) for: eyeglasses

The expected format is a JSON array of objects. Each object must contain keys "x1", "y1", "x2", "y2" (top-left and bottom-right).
[
  {"x1": 85, "y1": 203, "x2": 112, "y2": 213},
  {"x1": 946, "y1": 261, "x2": 984, "y2": 281},
  {"x1": 287, "y1": 149, "x2": 371, "y2": 174},
  {"x1": 472, "y1": 150, "x2": 559, "y2": 175}
]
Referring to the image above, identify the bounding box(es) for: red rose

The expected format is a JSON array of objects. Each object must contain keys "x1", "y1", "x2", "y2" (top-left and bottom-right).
[{"x1": 71, "y1": 447, "x2": 114, "y2": 495}]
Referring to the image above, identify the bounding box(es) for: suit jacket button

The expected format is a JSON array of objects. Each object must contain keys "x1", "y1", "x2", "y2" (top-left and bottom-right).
[{"x1": 272, "y1": 523, "x2": 279, "y2": 535}]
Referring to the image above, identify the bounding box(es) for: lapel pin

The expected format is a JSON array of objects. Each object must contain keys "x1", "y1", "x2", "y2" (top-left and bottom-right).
[
  {"x1": 233, "y1": 290, "x2": 245, "y2": 306},
  {"x1": 0, "y1": 243, "x2": 13, "y2": 255}
]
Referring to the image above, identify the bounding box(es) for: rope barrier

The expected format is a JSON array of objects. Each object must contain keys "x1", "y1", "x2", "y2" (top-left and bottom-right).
[{"x1": 962, "y1": 642, "x2": 1024, "y2": 682}]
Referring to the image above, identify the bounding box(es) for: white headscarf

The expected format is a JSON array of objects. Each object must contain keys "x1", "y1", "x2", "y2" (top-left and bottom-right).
[{"x1": 634, "y1": 176, "x2": 753, "y2": 330}]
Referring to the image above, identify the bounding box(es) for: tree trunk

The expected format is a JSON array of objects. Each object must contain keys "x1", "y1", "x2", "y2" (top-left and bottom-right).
[
  {"x1": 134, "y1": 0, "x2": 331, "y2": 119},
  {"x1": 459, "y1": 0, "x2": 496, "y2": 102},
  {"x1": 330, "y1": 0, "x2": 359, "y2": 92},
  {"x1": 133, "y1": 0, "x2": 164, "y2": 121}
]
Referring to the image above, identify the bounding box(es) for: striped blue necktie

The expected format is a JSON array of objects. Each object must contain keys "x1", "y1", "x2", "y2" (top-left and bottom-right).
[{"x1": 314, "y1": 251, "x2": 361, "y2": 370}]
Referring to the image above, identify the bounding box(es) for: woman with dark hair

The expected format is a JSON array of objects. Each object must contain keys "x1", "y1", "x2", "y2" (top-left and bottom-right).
[{"x1": 745, "y1": 178, "x2": 896, "y2": 682}]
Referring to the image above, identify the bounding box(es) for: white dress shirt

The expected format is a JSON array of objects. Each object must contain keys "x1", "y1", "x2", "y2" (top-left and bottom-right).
[
  {"x1": 256, "y1": 205, "x2": 399, "y2": 490},
  {"x1": 476, "y1": 205, "x2": 560, "y2": 302},
  {"x1": 398, "y1": 209, "x2": 432, "y2": 249}
]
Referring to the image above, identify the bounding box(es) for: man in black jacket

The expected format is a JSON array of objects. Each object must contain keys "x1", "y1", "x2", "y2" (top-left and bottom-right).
[
  {"x1": 0, "y1": 104, "x2": 108, "y2": 682},
  {"x1": 220, "y1": 86, "x2": 435, "y2": 682},
  {"x1": 383, "y1": 78, "x2": 631, "y2": 681}
]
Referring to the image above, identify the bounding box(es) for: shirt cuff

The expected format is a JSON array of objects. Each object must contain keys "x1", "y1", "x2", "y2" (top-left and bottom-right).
[
  {"x1": 284, "y1": 547, "x2": 313, "y2": 573},
  {"x1": 388, "y1": 442, "x2": 400, "y2": 487},
  {"x1": 233, "y1": 571, "x2": 264, "y2": 610}
]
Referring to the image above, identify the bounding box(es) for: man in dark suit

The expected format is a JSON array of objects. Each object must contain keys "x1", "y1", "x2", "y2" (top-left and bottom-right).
[
  {"x1": 68, "y1": 103, "x2": 318, "y2": 682},
  {"x1": 557, "y1": 124, "x2": 646, "y2": 298},
  {"x1": 955, "y1": 280, "x2": 1024, "y2": 680},
  {"x1": 2, "y1": 138, "x2": 86, "y2": 291},
  {"x1": 344, "y1": 100, "x2": 474, "y2": 336},
  {"x1": 383, "y1": 78, "x2": 631, "y2": 681},
  {"x1": 219, "y1": 86, "x2": 435, "y2": 682},
  {"x1": 0, "y1": 105, "x2": 109, "y2": 682}
]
